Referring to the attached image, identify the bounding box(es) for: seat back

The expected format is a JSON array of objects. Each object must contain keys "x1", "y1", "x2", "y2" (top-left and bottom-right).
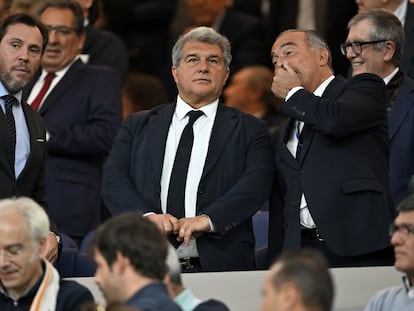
[{"x1": 55, "y1": 248, "x2": 96, "y2": 278}]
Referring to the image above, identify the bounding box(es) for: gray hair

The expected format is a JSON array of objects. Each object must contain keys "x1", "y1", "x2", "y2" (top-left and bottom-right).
[
  {"x1": 172, "y1": 26, "x2": 232, "y2": 71},
  {"x1": 165, "y1": 244, "x2": 182, "y2": 285},
  {"x1": 0, "y1": 197, "x2": 50, "y2": 241},
  {"x1": 278, "y1": 29, "x2": 332, "y2": 69},
  {"x1": 348, "y1": 8, "x2": 404, "y2": 66}
]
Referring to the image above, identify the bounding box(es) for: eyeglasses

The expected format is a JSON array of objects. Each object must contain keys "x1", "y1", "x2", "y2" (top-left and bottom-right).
[
  {"x1": 45, "y1": 25, "x2": 77, "y2": 36},
  {"x1": 340, "y1": 40, "x2": 388, "y2": 56},
  {"x1": 389, "y1": 223, "x2": 414, "y2": 237}
]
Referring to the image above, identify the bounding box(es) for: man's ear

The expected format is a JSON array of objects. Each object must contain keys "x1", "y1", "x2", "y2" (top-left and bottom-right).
[
  {"x1": 279, "y1": 282, "x2": 301, "y2": 309},
  {"x1": 383, "y1": 40, "x2": 396, "y2": 62},
  {"x1": 319, "y1": 48, "x2": 330, "y2": 66}
]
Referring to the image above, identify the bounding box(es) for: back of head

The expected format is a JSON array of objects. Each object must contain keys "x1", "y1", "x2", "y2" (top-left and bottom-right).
[
  {"x1": 348, "y1": 8, "x2": 404, "y2": 66},
  {"x1": 165, "y1": 244, "x2": 182, "y2": 286},
  {"x1": 0, "y1": 197, "x2": 50, "y2": 241},
  {"x1": 122, "y1": 73, "x2": 168, "y2": 115},
  {"x1": 272, "y1": 249, "x2": 334, "y2": 311},
  {"x1": 92, "y1": 212, "x2": 168, "y2": 280}
]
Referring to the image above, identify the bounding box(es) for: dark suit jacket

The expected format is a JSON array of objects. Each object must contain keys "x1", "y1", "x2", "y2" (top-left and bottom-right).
[
  {"x1": 401, "y1": 1, "x2": 414, "y2": 80},
  {"x1": 102, "y1": 102, "x2": 275, "y2": 271},
  {"x1": 0, "y1": 100, "x2": 46, "y2": 205},
  {"x1": 126, "y1": 282, "x2": 181, "y2": 311},
  {"x1": 23, "y1": 59, "x2": 122, "y2": 237},
  {"x1": 269, "y1": 73, "x2": 395, "y2": 261},
  {"x1": 389, "y1": 72, "x2": 414, "y2": 205},
  {"x1": 83, "y1": 25, "x2": 129, "y2": 83}
]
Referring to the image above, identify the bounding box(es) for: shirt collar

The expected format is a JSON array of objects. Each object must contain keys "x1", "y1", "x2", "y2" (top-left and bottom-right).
[
  {"x1": 175, "y1": 95, "x2": 219, "y2": 121},
  {"x1": 314, "y1": 75, "x2": 335, "y2": 96},
  {"x1": 394, "y1": 0, "x2": 408, "y2": 26},
  {"x1": 0, "y1": 82, "x2": 23, "y2": 104},
  {"x1": 383, "y1": 67, "x2": 400, "y2": 85}
]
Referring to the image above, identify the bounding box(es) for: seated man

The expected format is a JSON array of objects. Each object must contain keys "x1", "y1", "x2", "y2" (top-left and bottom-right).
[
  {"x1": 92, "y1": 213, "x2": 181, "y2": 311},
  {"x1": 0, "y1": 197, "x2": 93, "y2": 310},
  {"x1": 165, "y1": 244, "x2": 229, "y2": 311},
  {"x1": 364, "y1": 193, "x2": 414, "y2": 310},
  {"x1": 260, "y1": 249, "x2": 334, "y2": 311}
]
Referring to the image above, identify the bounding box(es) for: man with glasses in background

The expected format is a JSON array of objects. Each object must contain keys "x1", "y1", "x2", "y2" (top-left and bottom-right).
[
  {"x1": 364, "y1": 193, "x2": 414, "y2": 310},
  {"x1": 22, "y1": 0, "x2": 122, "y2": 244},
  {"x1": 343, "y1": 9, "x2": 414, "y2": 208},
  {"x1": 269, "y1": 28, "x2": 394, "y2": 267}
]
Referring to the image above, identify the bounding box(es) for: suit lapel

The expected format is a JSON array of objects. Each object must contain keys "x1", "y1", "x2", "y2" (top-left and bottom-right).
[
  {"x1": 149, "y1": 104, "x2": 175, "y2": 184},
  {"x1": 200, "y1": 104, "x2": 236, "y2": 179},
  {"x1": 38, "y1": 59, "x2": 85, "y2": 114},
  {"x1": 0, "y1": 107, "x2": 14, "y2": 168}
]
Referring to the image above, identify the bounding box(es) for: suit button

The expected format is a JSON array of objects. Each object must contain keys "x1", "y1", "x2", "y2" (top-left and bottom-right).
[
  {"x1": 293, "y1": 201, "x2": 298, "y2": 206},
  {"x1": 198, "y1": 189, "x2": 204, "y2": 194},
  {"x1": 300, "y1": 169, "x2": 304, "y2": 173}
]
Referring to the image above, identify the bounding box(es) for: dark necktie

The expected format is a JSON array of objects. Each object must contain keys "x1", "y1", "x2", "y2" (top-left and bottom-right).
[
  {"x1": 2, "y1": 95, "x2": 18, "y2": 166},
  {"x1": 167, "y1": 110, "x2": 204, "y2": 219},
  {"x1": 31, "y1": 72, "x2": 56, "y2": 111},
  {"x1": 295, "y1": 121, "x2": 303, "y2": 160}
]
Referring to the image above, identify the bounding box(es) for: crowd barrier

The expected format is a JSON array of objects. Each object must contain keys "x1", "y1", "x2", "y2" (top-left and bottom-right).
[{"x1": 69, "y1": 266, "x2": 402, "y2": 311}]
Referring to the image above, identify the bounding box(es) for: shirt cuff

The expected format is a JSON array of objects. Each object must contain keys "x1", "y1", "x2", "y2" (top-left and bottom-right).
[{"x1": 286, "y1": 86, "x2": 304, "y2": 101}]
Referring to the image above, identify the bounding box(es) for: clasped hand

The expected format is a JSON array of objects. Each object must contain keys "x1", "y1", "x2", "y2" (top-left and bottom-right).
[{"x1": 147, "y1": 213, "x2": 211, "y2": 245}]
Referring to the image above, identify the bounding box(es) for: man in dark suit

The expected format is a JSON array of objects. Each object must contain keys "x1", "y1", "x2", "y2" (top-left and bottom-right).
[
  {"x1": 268, "y1": 29, "x2": 395, "y2": 267},
  {"x1": 102, "y1": 26, "x2": 274, "y2": 272},
  {"x1": 355, "y1": 0, "x2": 414, "y2": 80},
  {"x1": 23, "y1": 0, "x2": 122, "y2": 243},
  {"x1": 0, "y1": 13, "x2": 61, "y2": 262},
  {"x1": 344, "y1": 9, "x2": 414, "y2": 206}
]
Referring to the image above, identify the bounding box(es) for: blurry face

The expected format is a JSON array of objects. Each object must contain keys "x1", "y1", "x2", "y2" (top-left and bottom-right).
[
  {"x1": 0, "y1": 23, "x2": 43, "y2": 94},
  {"x1": 271, "y1": 31, "x2": 325, "y2": 92},
  {"x1": 390, "y1": 211, "x2": 414, "y2": 276},
  {"x1": 223, "y1": 68, "x2": 251, "y2": 110},
  {"x1": 355, "y1": 0, "x2": 385, "y2": 13},
  {"x1": 40, "y1": 7, "x2": 85, "y2": 72},
  {"x1": 0, "y1": 210, "x2": 44, "y2": 298},
  {"x1": 260, "y1": 265, "x2": 284, "y2": 311},
  {"x1": 186, "y1": 0, "x2": 229, "y2": 25},
  {"x1": 345, "y1": 20, "x2": 388, "y2": 77},
  {"x1": 172, "y1": 40, "x2": 229, "y2": 108},
  {"x1": 94, "y1": 249, "x2": 123, "y2": 304}
]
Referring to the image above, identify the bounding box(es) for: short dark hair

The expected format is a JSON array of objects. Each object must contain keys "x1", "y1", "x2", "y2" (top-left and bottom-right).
[
  {"x1": 397, "y1": 193, "x2": 414, "y2": 213},
  {"x1": 38, "y1": 0, "x2": 85, "y2": 35},
  {"x1": 0, "y1": 13, "x2": 48, "y2": 52},
  {"x1": 92, "y1": 212, "x2": 168, "y2": 280},
  {"x1": 273, "y1": 249, "x2": 334, "y2": 311}
]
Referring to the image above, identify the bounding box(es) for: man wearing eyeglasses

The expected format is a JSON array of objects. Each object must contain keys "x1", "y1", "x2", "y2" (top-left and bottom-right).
[
  {"x1": 354, "y1": 0, "x2": 414, "y2": 80},
  {"x1": 344, "y1": 9, "x2": 414, "y2": 208},
  {"x1": 363, "y1": 193, "x2": 414, "y2": 310},
  {"x1": 269, "y1": 28, "x2": 394, "y2": 267},
  {"x1": 22, "y1": 0, "x2": 122, "y2": 244}
]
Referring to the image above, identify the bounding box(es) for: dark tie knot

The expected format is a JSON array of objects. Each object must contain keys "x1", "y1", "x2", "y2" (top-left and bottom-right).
[
  {"x1": 2, "y1": 95, "x2": 18, "y2": 109},
  {"x1": 187, "y1": 110, "x2": 204, "y2": 126}
]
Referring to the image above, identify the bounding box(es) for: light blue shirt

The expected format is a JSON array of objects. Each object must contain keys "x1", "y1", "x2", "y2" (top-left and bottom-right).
[
  {"x1": 0, "y1": 83, "x2": 30, "y2": 178},
  {"x1": 364, "y1": 277, "x2": 414, "y2": 311},
  {"x1": 175, "y1": 288, "x2": 201, "y2": 311}
]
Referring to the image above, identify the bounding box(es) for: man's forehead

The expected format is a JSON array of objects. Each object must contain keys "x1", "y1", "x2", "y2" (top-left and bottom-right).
[{"x1": 396, "y1": 210, "x2": 414, "y2": 223}]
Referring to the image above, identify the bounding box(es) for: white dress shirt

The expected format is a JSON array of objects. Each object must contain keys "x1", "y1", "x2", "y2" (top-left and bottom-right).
[
  {"x1": 286, "y1": 75, "x2": 335, "y2": 228},
  {"x1": 160, "y1": 95, "x2": 218, "y2": 257}
]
